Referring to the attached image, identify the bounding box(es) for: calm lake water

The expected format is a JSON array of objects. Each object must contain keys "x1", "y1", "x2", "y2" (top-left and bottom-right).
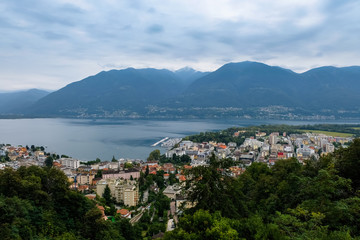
[{"x1": 0, "y1": 118, "x2": 359, "y2": 161}]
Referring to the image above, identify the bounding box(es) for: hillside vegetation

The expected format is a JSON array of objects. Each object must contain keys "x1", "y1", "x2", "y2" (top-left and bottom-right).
[
  {"x1": 165, "y1": 139, "x2": 360, "y2": 239},
  {"x1": 17, "y1": 62, "x2": 360, "y2": 118}
]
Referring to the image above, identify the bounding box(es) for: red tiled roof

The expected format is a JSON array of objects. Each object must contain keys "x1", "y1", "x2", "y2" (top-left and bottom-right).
[
  {"x1": 117, "y1": 209, "x2": 129, "y2": 215},
  {"x1": 85, "y1": 194, "x2": 96, "y2": 200},
  {"x1": 78, "y1": 185, "x2": 89, "y2": 190}
]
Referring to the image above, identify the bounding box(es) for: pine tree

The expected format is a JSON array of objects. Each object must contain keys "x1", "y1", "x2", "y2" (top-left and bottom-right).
[{"x1": 103, "y1": 184, "x2": 112, "y2": 205}]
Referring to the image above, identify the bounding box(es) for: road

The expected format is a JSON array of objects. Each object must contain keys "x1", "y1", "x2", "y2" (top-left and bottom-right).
[
  {"x1": 129, "y1": 203, "x2": 151, "y2": 225},
  {"x1": 169, "y1": 201, "x2": 178, "y2": 223},
  {"x1": 167, "y1": 219, "x2": 175, "y2": 231},
  {"x1": 142, "y1": 189, "x2": 149, "y2": 203}
]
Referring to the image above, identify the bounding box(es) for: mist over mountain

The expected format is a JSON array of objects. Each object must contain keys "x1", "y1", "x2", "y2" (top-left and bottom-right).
[
  {"x1": 0, "y1": 89, "x2": 49, "y2": 114},
  {"x1": 8, "y1": 61, "x2": 360, "y2": 119},
  {"x1": 174, "y1": 67, "x2": 210, "y2": 84}
]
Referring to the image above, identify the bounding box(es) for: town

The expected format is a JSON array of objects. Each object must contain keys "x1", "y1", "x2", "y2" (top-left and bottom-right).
[{"x1": 0, "y1": 128, "x2": 354, "y2": 238}]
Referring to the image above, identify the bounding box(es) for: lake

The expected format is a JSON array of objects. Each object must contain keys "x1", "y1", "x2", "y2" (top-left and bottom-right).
[{"x1": 0, "y1": 118, "x2": 359, "y2": 161}]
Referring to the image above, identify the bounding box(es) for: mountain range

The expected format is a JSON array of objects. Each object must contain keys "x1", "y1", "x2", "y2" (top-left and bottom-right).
[
  {"x1": 0, "y1": 89, "x2": 49, "y2": 115},
  {"x1": 2, "y1": 61, "x2": 360, "y2": 119}
]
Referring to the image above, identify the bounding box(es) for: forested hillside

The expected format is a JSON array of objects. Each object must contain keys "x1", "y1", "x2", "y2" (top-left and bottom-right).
[
  {"x1": 0, "y1": 166, "x2": 141, "y2": 240},
  {"x1": 21, "y1": 62, "x2": 360, "y2": 119}
]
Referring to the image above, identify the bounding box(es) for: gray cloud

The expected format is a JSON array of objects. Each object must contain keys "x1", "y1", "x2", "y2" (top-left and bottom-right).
[
  {"x1": 146, "y1": 24, "x2": 164, "y2": 34},
  {"x1": 0, "y1": 0, "x2": 359, "y2": 91},
  {"x1": 42, "y1": 31, "x2": 68, "y2": 40}
]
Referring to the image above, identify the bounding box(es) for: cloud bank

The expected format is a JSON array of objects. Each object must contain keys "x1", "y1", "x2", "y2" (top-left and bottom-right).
[{"x1": 0, "y1": 0, "x2": 359, "y2": 90}]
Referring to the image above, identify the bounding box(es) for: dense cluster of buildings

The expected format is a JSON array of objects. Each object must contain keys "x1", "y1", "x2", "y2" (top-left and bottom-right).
[
  {"x1": 0, "y1": 131, "x2": 354, "y2": 223},
  {"x1": 165, "y1": 131, "x2": 353, "y2": 168},
  {"x1": 0, "y1": 144, "x2": 47, "y2": 169}
]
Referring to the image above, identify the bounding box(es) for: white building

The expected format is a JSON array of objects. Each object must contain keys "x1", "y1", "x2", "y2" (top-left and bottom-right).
[
  {"x1": 180, "y1": 141, "x2": 193, "y2": 148},
  {"x1": 325, "y1": 143, "x2": 335, "y2": 153},
  {"x1": 59, "y1": 158, "x2": 80, "y2": 169}
]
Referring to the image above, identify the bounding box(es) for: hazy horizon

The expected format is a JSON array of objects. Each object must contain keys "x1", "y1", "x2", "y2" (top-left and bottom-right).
[{"x1": 1, "y1": 60, "x2": 360, "y2": 93}]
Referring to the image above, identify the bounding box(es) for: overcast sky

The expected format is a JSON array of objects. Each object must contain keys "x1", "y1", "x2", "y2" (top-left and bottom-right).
[{"x1": 1, "y1": 0, "x2": 359, "y2": 91}]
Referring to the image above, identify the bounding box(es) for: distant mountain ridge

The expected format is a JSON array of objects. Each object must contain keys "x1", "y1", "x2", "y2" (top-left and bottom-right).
[
  {"x1": 174, "y1": 67, "x2": 210, "y2": 84},
  {"x1": 4, "y1": 62, "x2": 360, "y2": 119},
  {"x1": 176, "y1": 62, "x2": 360, "y2": 110},
  {"x1": 0, "y1": 89, "x2": 49, "y2": 114},
  {"x1": 28, "y1": 67, "x2": 203, "y2": 116},
  {"x1": 177, "y1": 61, "x2": 301, "y2": 107}
]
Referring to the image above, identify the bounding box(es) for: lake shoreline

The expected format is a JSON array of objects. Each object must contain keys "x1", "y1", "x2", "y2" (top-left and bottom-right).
[{"x1": 1, "y1": 118, "x2": 360, "y2": 161}]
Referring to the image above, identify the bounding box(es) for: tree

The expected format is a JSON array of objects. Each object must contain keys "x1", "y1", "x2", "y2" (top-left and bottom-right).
[
  {"x1": 180, "y1": 154, "x2": 191, "y2": 163},
  {"x1": 111, "y1": 156, "x2": 117, "y2": 162},
  {"x1": 155, "y1": 193, "x2": 170, "y2": 216},
  {"x1": 183, "y1": 154, "x2": 241, "y2": 218},
  {"x1": 335, "y1": 139, "x2": 360, "y2": 191},
  {"x1": 114, "y1": 218, "x2": 142, "y2": 240},
  {"x1": 139, "y1": 172, "x2": 145, "y2": 191},
  {"x1": 148, "y1": 149, "x2": 161, "y2": 161},
  {"x1": 95, "y1": 170, "x2": 103, "y2": 178},
  {"x1": 148, "y1": 222, "x2": 166, "y2": 237},
  {"x1": 45, "y1": 156, "x2": 53, "y2": 167},
  {"x1": 124, "y1": 162, "x2": 133, "y2": 169},
  {"x1": 103, "y1": 185, "x2": 112, "y2": 205},
  {"x1": 164, "y1": 210, "x2": 239, "y2": 240},
  {"x1": 145, "y1": 165, "x2": 149, "y2": 177},
  {"x1": 155, "y1": 170, "x2": 165, "y2": 190},
  {"x1": 0, "y1": 165, "x2": 138, "y2": 240},
  {"x1": 168, "y1": 173, "x2": 177, "y2": 185}
]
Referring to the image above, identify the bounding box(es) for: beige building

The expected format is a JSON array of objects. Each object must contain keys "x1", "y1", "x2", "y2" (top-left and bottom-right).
[
  {"x1": 96, "y1": 179, "x2": 109, "y2": 197},
  {"x1": 96, "y1": 178, "x2": 139, "y2": 207},
  {"x1": 114, "y1": 179, "x2": 139, "y2": 206},
  {"x1": 78, "y1": 173, "x2": 95, "y2": 185}
]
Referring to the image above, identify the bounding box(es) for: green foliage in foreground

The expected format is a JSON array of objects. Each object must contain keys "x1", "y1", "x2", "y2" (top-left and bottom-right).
[
  {"x1": 166, "y1": 139, "x2": 360, "y2": 239},
  {"x1": 0, "y1": 166, "x2": 141, "y2": 240}
]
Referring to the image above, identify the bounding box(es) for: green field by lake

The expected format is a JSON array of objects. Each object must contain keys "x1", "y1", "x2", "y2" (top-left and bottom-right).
[{"x1": 299, "y1": 129, "x2": 353, "y2": 137}]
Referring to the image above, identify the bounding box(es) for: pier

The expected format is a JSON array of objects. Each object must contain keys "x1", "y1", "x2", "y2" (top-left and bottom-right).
[{"x1": 152, "y1": 137, "x2": 169, "y2": 147}]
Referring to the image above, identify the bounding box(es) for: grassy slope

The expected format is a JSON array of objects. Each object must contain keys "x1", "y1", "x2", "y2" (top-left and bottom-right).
[{"x1": 298, "y1": 129, "x2": 353, "y2": 137}]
